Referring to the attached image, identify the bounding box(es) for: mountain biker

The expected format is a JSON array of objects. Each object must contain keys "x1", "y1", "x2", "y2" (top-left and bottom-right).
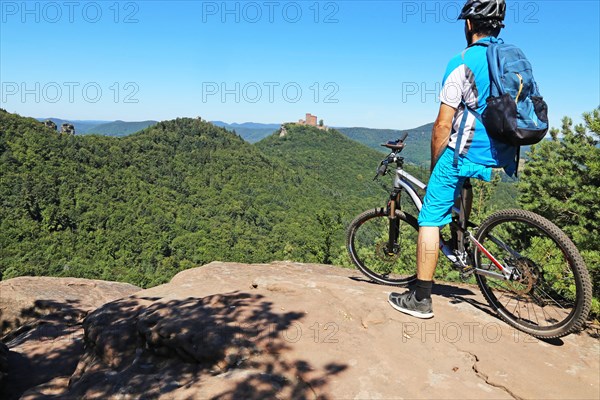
[{"x1": 388, "y1": 0, "x2": 518, "y2": 318}]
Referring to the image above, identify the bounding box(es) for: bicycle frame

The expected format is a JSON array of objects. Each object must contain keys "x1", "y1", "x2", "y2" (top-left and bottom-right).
[{"x1": 389, "y1": 164, "x2": 517, "y2": 282}]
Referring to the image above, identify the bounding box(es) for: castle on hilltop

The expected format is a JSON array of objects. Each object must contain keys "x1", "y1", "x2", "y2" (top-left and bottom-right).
[
  {"x1": 298, "y1": 113, "x2": 318, "y2": 126},
  {"x1": 280, "y1": 113, "x2": 328, "y2": 137}
]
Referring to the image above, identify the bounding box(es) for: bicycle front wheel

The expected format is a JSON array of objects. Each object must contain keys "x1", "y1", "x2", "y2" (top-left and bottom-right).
[
  {"x1": 474, "y1": 209, "x2": 592, "y2": 338},
  {"x1": 346, "y1": 208, "x2": 418, "y2": 286}
]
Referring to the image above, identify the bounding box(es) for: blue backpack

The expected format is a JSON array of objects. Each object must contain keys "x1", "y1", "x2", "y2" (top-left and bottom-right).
[{"x1": 465, "y1": 38, "x2": 549, "y2": 146}]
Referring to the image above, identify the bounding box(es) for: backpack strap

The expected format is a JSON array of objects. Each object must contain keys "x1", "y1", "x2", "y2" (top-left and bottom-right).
[
  {"x1": 464, "y1": 102, "x2": 483, "y2": 122},
  {"x1": 453, "y1": 39, "x2": 494, "y2": 166},
  {"x1": 469, "y1": 37, "x2": 504, "y2": 96},
  {"x1": 515, "y1": 146, "x2": 521, "y2": 177},
  {"x1": 486, "y1": 42, "x2": 504, "y2": 96}
]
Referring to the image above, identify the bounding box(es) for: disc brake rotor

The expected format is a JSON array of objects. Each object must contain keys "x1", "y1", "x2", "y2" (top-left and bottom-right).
[
  {"x1": 375, "y1": 241, "x2": 400, "y2": 263},
  {"x1": 508, "y1": 258, "x2": 538, "y2": 295}
]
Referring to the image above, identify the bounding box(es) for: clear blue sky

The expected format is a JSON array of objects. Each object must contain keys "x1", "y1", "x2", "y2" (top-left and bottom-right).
[{"x1": 1, "y1": 1, "x2": 598, "y2": 129}]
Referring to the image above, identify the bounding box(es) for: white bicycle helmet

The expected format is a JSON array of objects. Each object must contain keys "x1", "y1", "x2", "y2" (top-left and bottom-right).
[{"x1": 458, "y1": 0, "x2": 506, "y2": 20}]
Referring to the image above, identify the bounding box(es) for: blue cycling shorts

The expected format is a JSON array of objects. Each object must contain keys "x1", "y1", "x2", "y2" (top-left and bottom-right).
[{"x1": 418, "y1": 147, "x2": 492, "y2": 227}]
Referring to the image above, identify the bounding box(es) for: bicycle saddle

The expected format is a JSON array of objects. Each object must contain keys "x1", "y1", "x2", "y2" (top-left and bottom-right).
[{"x1": 381, "y1": 141, "x2": 405, "y2": 151}]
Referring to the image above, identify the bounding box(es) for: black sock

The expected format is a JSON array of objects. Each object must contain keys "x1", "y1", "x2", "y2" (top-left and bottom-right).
[{"x1": 415, "y1": 279, "x2": 433, "y2": 301}]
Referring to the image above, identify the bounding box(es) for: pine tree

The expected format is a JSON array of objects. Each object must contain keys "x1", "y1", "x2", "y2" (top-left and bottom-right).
[{"x1": 518, "y1": 108, "x2": 600, "y2": 316}]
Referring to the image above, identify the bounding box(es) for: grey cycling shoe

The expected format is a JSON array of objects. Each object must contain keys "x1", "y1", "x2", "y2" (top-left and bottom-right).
[{"x1": 388, "y1": 291, "x2": 434, "y2": 319}]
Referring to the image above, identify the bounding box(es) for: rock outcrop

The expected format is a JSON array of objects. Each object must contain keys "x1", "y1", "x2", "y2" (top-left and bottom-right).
[
  {"x1": 0, "y1": 277, "x2": 140, "y2": 335},
  {"x1": 12, "y1": 262, "x2": 600, "y2": 400},
  {"x1": 0, "y1": 277, "x2": 140, "y2": 399}
]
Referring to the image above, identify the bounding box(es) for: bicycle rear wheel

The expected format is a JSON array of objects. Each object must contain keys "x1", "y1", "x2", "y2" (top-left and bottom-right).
[
  {"x1": 474, "y1": 209, "x2": 592, "y2": 338},
  {"x1": 346, "y1": 208, "x2": 418, "y2": 286}
]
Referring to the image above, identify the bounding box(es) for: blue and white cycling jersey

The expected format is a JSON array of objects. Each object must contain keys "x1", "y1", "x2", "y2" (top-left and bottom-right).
[{"x1": 439, "y1": 37, "x2": 517, "y2": 176}]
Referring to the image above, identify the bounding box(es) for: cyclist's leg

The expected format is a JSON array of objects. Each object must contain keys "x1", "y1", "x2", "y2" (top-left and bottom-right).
[
  {"x1": 416, "y1": 148, "x2": 465, "y2": 285},
  {"x1": 390, "y1": 149, "x2": 495, "y2": 316},
  {"x1": 417, "y1": 150, "x2": 494, "y2": 274},
  {"x1": 454, "y1": 159, "x2": 492, "y2": 253},
  {"x1": 390, "y1": 148, "x2": 464, "y2": 317}
]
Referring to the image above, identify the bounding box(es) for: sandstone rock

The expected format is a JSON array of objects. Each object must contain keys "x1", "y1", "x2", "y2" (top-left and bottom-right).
[
  {"x1": 0, "y1": 277, "x2": 139, "y2": 400},
  {"x1": 21, "y1": 262, "x2": 599, "y2": 400},
  {"x1": 3, "y1": 322, "x2": 83, "y2": 400},
  {"x1": 0, "y1": 276, "x2": 140, "y2": 335},
  {"x1": 20, "y1": 377, "x2": 70, "y2": 399}
]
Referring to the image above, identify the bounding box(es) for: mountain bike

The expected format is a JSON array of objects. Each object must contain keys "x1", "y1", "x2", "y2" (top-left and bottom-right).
[{"x1": 346, "y1": 134, "x2": 592, "y2": 338}]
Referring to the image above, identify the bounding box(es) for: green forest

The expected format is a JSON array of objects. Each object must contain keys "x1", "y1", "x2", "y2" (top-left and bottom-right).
[
  {"x1": 1, "y1": 108, "x2": 598, "y2": 316},
  {"x1": 338, "y1": 124, "x2": 434, "y2": 168}
]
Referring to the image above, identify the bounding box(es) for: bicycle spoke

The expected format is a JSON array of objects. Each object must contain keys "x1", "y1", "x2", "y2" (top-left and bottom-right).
[
  {"x1": 534, "y1": 286, "x2": 570, "y2": 310},
  {"x1": 532, "y1": 303, "x2": 540, "y2": 325},
  {"x1": 513, "y1": 297, "x2": 521, "y2": 317}
]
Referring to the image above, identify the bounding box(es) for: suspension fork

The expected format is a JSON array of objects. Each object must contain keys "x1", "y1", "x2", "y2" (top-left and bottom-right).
[{"x1": 386, "y1": 189, "x2": 402, "y2": 253}]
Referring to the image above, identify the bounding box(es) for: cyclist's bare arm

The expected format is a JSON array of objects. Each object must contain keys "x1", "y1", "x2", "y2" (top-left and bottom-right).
[{"x1": 430, "y1": 103, "x2": 456, "y2": 172}]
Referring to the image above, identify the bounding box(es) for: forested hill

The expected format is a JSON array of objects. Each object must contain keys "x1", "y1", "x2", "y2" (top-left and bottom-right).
[
  {"x1": 0, "y1": 111, "x2": 402, "y2": 287},
  {"x1": 257, "y1": 124, "x2": 431, "y2": 238},
  {"x1": 257, "y1": 124, "x2": 429, "y2": 202},
  {"x1": 337, "y1": 123, "x2": 434, "y2": 167}
]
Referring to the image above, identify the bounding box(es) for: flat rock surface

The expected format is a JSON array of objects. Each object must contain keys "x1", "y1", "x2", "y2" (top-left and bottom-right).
[{"x1": 23, "y1": 262, "x2": 600, "y2": 399}]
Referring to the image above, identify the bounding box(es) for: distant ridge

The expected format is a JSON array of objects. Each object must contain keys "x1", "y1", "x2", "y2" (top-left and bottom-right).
[
  {"x1": 211, "y1": 121, "x2": 281, "y2": 130},
  {"x1": 211, "y1": 121, "x2": 280, "y2": 143},
  {"x1": 211, "y1": 121, "x2": 437, "y2": 149},
  {"x1": 36, "y1": 118, "x2": 157, "y2": 137},
  {"x1": 87, "y1": 120, "x2": 158, "y2": 137},
  {"x1": 36, "y1": 118, "x2": 110, "y2": 134},
  {"x1": 35, "y1": 118, "x2": 436, "y2": 149}
]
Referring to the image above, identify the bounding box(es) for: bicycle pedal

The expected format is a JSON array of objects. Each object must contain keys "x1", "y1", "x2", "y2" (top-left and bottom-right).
[{"x1": 459, "y1": 266, "x2": 475, "y2": 280}]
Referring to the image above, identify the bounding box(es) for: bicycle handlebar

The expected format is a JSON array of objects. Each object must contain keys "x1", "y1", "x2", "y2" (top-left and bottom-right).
[{"x1": 373, "y1": 133, "x2": 409, "y2": 180}]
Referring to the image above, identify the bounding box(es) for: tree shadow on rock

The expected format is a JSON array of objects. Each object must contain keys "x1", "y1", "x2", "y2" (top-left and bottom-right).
[
  {"x1": 62, "y1": 292, "x2": 347, "y2": 399},
  {"x1": 1, "y1": 322, "x2": 84, "y2": 400},
  {"x1": 20, "y1": 299, "x2": 88, "y2": 324},
  {"x1": 0, "y1": 298, "x2": 95, "y2": 399},
  {"x1": 431, "y1": 282, "x2": 501, "y2": 319},
  {"x1": 2, "y1": 299, "x2": 87, "y2": 343}
]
